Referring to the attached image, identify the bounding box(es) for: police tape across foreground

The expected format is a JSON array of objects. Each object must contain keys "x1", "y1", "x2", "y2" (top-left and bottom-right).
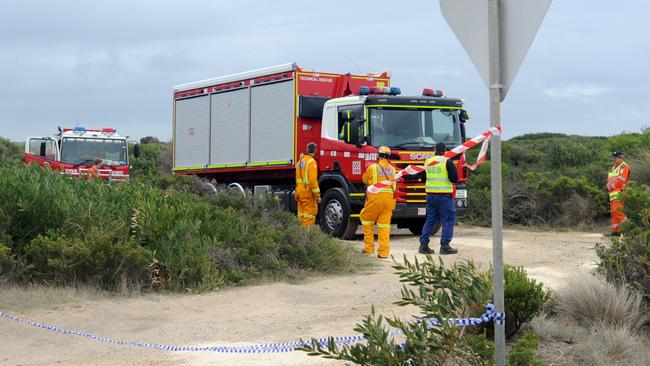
[{"x1": 0, "y1": 304, "x2": 503, "y2": 354}]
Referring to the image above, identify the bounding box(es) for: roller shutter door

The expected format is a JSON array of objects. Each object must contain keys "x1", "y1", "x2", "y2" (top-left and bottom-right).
[
  {"x1": 174, "y1": 95, "x2": 210, "y2": 168},
  {"x1": 250, "y1": 80, "x2": 294, "y2": 164},
  {"x1": 210, "y1": 89, "x2": 249, "y2": 166}
]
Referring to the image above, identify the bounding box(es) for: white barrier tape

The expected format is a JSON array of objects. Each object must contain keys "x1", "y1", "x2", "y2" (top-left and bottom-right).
[
  {"x1": 367, "y1": 125, "x2": 502, "y2": 194},
  {"x1": 0, "y1": 304, "x2": 503, "y2": 353}
]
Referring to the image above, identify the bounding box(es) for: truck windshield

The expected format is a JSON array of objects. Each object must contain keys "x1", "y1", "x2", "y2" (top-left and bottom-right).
[
  {"x1": 61, "y1": 137, "x2": 128, "y2": 166},
  {"x1": 368, "y1": 107, "x2": 462, "y2": 149}
]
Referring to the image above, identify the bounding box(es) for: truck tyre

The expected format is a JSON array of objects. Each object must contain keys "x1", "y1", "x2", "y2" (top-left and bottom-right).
[
  {"x1": 408, "y1": 219, "x2": 441, "y2": 236},
  {"x1": 320, "y1": 188, "x2": 358, "y2": 240}
]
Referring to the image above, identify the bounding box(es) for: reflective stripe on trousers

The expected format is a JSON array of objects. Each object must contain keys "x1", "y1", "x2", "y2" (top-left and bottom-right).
[{"x1": 360, "y1": 192, "x2": 395, "y2": 257}]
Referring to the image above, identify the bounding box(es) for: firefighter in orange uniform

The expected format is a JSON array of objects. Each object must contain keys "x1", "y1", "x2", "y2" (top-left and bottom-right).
[
  {"x1": 607, "y1": 151, "x2": 631, "y2": 236},
  {"x1": 86, "y1": 158, "x2": 103, "y2": 179},
  {"x1": 295, "y1": 142, "x2": 321, "y2": 228},
  {"x1": 360, "y1": 146, "x2": 396, "y2": 259}
]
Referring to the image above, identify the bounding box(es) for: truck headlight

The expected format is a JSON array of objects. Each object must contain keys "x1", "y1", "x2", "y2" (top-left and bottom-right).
[{"x1": 455, "y1": 189, "x2": 467, "y2": 199}]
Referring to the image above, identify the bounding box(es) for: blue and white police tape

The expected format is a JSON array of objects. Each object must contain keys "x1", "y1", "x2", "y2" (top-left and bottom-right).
[{"x1": 0, "y1": 304, "x2": 504, "y2": 354}]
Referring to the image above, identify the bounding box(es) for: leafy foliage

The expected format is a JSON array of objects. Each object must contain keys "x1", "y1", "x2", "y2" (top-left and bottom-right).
[{"x1": 301, "y1": 257, "x2": 495, "y2": 366}]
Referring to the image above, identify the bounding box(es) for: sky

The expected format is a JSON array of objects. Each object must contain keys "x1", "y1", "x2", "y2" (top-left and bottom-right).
[{"x1": 1, "y1": 0, "x2": 649, "y2": 142}]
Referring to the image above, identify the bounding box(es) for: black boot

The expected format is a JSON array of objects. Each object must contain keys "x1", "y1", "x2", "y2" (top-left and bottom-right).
[
  {"x1": 440, "y1": 244, "x2": 458, "y2": 255},
  {"x1": 418, "y1": 243, "x2": 434, "y2": 254}
]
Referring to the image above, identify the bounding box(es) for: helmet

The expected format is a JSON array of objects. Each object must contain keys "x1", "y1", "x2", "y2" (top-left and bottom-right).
[{"x1": 378, "y1": 146, "x2": 391, "y2": 156}]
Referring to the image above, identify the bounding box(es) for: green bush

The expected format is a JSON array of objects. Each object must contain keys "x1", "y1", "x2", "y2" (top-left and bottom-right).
[
  {"x1": 507, "y1": 331, "x2": 543, "y2": 366},
  {"x1": 502, "y1": 266, "x2": 550, "y2": 338},
  {"x1": 474, "y1": 265, "x2": 550, "y2": 340}
]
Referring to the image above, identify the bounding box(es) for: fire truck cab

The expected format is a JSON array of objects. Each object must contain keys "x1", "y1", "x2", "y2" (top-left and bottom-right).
[{"x1": 24, "y1": 127, "x2": 138, "y2": 181}]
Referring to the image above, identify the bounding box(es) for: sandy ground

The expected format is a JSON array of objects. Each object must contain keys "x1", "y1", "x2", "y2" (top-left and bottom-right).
[{"x1": 0, "y1": 225, "x2": 605, "y2": 366}]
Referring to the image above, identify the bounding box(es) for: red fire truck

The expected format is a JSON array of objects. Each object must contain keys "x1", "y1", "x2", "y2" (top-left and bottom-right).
[
  {"x1": 172, "y1": 63, "x2": 470, "y2": 239},
  {"x1": 24, "y1": 127, "x2": 139, "y2": 181}
]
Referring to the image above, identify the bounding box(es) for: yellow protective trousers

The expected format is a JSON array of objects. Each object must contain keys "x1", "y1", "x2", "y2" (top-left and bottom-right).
[
  {"x1": 360, "y1": 192, "x2": 395, "y2": 257},
  {"x1": 296, "y1": 188, "x2": 318, "y2": 228}
]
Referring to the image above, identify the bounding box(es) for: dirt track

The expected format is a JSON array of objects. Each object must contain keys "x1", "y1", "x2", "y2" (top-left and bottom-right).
[{"x1": 0, "y1": 226, "x2": 604, "y2": 366}]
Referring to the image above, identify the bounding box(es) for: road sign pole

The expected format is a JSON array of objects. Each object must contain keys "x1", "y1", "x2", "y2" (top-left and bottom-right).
[{"x1": 489, "y1": 0, "x2": 506, "y2": 365}]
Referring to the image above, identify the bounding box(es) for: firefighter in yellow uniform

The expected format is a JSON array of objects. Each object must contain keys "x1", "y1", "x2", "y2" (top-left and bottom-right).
[
  {"x1": 360, "y1": 146, "x2": 396, "y2": 259},
  {"x1": 295, "y1": 142, "x2": 321, "y2": 228}
]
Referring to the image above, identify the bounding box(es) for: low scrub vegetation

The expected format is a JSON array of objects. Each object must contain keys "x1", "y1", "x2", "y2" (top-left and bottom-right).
[
  {"x1": 0, "y1": 162, "x2": 364, "y2": 291},
  {"x1": 466, "y1": 128, "x2": 650, "y2": 229}
]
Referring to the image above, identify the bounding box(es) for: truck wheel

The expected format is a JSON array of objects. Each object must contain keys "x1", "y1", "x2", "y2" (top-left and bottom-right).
[
  {"x1": 408, "y1": 219, "x2": 441, "y2": 236},
  {"x1": 320, "y1": 188, "x2": 358, "y2": 240}
]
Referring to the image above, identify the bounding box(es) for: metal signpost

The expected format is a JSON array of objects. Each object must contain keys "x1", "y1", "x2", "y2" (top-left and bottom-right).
[{"x1": 439, "y1": 0, "x2": 552, "y2": 364}]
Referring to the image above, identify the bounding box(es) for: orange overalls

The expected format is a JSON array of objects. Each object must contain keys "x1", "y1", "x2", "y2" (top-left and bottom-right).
[
  {"x1": 295, "y1": 154, "x2": 320, "y2": 228},
  {"x1": 360, "y1": 159, "x2": 396, "y2": 258},
  {"x1": 607, "y1": 161, "x2": 631, "y2": 234}
]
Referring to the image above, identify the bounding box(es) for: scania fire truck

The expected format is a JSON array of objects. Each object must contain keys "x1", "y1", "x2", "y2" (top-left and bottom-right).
[
  {"x1": 24, "y1": 127, "x2": 138, "y2": 181},
  {"x1": 172, "y1": 63, "x2": 470, "y2": 239}
]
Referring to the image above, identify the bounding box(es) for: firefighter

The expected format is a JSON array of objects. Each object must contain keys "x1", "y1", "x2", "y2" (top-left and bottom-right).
[
  {"x1": 607, "y1": 151, "x2": 631, "y2": 236},
  {"x1": 295, "y1": 142, "x2": 321, "y2": 228},
  {"x1": 86, "y1": 157, "x2": 103, "y2": 179},
  {"x1": 419, "y1": 142, "x2": 458, "y2": 255},
  {"x1": 360, "y1": 146, "x2": 396, "y2": 259}
]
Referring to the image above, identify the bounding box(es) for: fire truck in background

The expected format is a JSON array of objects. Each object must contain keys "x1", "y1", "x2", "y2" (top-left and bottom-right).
[
  {"x1": 172, "y1": 63, "x2": 470, "y2": 239},
  {"x1": 24, "y1": 127, "x2": 139, "y2": 181}
]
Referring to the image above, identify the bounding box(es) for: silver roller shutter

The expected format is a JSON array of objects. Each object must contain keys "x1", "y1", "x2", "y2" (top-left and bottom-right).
[
  {"x1": 250, "y1": 80, "x2": 295, "y2": 164},
  {"x1": 174, "y1": 95, "x2": 210, "y2": 168},
  {"x1": 210, "y1": 89, "x2": 250, "y2": 166}
]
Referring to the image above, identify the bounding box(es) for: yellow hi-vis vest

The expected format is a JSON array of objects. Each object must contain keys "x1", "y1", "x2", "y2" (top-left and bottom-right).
[
  {"x1": 424, "y1": 156, "x2": 453, "y2": 194},
  {"x1": 608, "y1": 161, "x2": 629, "y2": 201}
]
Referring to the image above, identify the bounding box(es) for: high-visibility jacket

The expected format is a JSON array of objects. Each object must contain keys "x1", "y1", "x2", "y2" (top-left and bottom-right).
[
  {"x1": 362, "y1": 159, "x2": 396, "y2": 194},
  {"x1": 424, "y1": 156, "x2": 453, "y2": 194},
  {"x1": 295, "y1": 154, "x2": 320, "y2": 199},
  {"x1": 86, "y1": 165, "x2": 100, "y2": 179},
  {"x1": 607, "y1": 161, "x2": 631, "y2": 201}
]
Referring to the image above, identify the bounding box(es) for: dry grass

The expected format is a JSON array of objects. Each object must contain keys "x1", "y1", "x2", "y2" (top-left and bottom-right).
[
  {"x1": 531, "y1": 274, "x2": 650, "y2": 365},
  {"x1": 553, "y1": 274, "x2": 648, "y2": 330},
  {"x1": 0, "y1": 284, "x2": 143, "y2": 312},
  {"x1": 567, "y1": 325, "x2": 650, "y2": 366}
]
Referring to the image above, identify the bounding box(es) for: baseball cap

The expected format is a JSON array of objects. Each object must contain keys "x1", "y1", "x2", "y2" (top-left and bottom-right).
[{"x1": 612, "y1": 151, "x2": 624, "y2": 158}]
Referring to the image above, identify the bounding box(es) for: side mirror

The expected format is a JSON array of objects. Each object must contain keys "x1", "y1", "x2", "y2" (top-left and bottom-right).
[
  {"x1": 133, "y1": 144, "x2": 141, "y2": 158},
  {"x1": 459, "y1": 110, "x2": 470, "y2": 123},
  {"x1": 348, "y1": 119, "x2": 363, "y2": 148},
  {"x1": 39, "y1": 142, "x2": 47, "y2": 157}
]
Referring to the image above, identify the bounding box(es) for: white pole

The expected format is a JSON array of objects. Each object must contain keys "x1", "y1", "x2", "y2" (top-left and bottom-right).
[{"x1": 488, "y1": 0, "x2": 506, "y2": 365}]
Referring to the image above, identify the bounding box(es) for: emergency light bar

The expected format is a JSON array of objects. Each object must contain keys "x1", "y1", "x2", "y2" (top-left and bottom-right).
[
  {"x1": 423, "y1": 88, "x2": 444, "y2": 97},
  {"x1": 102, "y1": 128, "x2": 116, "y2": 133},
  {"x1": 358, "y1": 86, "x2": 402, "y2": 96},
  {"x1": 73, "y1": 127, "x2": 86, "y2": 133}
]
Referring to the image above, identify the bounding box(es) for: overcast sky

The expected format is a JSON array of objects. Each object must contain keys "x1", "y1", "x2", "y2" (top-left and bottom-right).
[{"x1": 1, "y1": 0, "x2": 648, "y2": 142}]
